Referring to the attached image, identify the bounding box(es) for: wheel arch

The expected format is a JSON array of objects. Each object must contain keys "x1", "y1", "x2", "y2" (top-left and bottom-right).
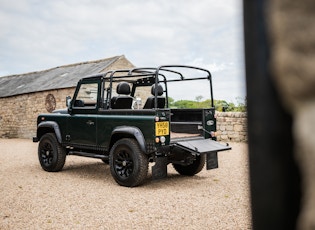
[
  {"x1": 110, "y1": 126, "x2": 146, "y2": 153},
  {"x1": 37, "y1": 121, "x2": 62, "y2": 143}
]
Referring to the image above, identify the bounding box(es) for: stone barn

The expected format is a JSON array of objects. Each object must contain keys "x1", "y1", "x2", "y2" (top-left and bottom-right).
[{"x1": 0, "y1": 55, "x2": 135, "y2": 139}]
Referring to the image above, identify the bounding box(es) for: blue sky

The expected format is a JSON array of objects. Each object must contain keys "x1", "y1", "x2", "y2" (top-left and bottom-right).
[{"x1": 0, "y1": 0, "x2": 245, "y2": 102}]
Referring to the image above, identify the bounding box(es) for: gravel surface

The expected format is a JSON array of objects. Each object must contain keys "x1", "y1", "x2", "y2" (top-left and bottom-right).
[{"x1": 0, "y1": 139, "x2": 252, "y2": 229}]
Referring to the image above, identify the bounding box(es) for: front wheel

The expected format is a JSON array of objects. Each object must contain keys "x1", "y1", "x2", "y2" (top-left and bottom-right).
[
  {"x1": 38, "y1": 133, "x2": 66, "y2": 172},
  {"x1": 172, "y1": 154, "x2": 205, "y2": 176},
  {"x1": 109, "y1": 138, "x2": 148, "y2": 187}
]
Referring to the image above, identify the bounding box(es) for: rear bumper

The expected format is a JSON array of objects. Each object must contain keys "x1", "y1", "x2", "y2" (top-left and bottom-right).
[{"x1": 33, "y1": 137, "x2": 39, "y2": 142}]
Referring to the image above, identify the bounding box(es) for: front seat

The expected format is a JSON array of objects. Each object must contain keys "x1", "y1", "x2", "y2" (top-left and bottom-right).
[{"x1": 111, "y1": 82, "x2": 133, "y2": 109}]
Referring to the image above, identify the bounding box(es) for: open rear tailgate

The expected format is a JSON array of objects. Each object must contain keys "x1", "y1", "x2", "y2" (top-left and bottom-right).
[
  {"x1": 175, "y1": 139, "x2": 231, "y2": 154},
  {"x1": 173, "y1": 139, "x2": 231, "y2": 170}
]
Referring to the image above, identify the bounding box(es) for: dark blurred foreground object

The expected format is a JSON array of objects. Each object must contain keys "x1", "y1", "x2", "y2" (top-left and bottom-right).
[{"x1": 243, "y1": 0, "x2": 302, "y2": 229}]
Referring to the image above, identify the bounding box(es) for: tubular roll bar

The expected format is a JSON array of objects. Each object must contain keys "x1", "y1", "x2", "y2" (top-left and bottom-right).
[{"x1": 84, "y1": 65, "x2": 214, "y2": 109}]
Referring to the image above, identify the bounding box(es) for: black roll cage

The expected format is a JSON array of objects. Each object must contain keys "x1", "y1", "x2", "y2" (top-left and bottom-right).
[{"x1": 84, "y1": 65, "x2": 213, "y2": 109}]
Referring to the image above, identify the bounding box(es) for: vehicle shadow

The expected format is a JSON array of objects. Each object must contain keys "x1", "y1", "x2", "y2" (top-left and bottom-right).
[
  {"x1": 59, "y1": 158, "x2": 208, "y2": 187},
  {"x1": 61, "y1": 160, "x2": 111, "y2": 182},
  {"x1": 145, "y1": 171, "x2": 209, "y2": 189}
]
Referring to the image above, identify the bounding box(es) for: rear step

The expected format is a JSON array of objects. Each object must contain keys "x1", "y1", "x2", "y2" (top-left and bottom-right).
[{"x1": 68, "y1": 151, "x2": 108, "y2": 160}]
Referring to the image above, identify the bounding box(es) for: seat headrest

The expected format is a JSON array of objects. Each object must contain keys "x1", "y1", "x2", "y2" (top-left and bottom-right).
[
  {"x1": 116, "y1": 82, "x2": 131, "y2": 95},
  {"x1": 151, "y1": 84, "x2": 163, "y2": 96}
]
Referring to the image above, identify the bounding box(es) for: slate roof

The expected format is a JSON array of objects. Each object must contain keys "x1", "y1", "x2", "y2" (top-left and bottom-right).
[{"x1": 0, "y1": 55, "x2": 125, "y2": 98}]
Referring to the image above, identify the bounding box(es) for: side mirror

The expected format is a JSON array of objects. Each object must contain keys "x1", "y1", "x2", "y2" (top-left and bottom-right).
[{"x1": 66, "y1": 96, "x2": 72, "y2": 108}]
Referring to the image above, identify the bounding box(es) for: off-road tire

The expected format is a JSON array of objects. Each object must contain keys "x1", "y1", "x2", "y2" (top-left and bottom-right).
[
  {"x1": 172, "y1": 154, "x2": 206, "y2": 176},
  {"x1": 109, "y1": 138, "x2": 148, "y2": 187},
  {"x1": 38, "y1": 133, "x2": 66, "y2": 172}
]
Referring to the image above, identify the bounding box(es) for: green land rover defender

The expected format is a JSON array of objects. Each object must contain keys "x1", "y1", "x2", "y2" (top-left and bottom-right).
[{"x1": 33, "y1": 65, "x2": 231, "y2": 187}]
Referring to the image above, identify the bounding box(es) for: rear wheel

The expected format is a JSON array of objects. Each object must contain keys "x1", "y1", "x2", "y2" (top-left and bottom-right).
[
  {"x1": 109, "y1": 138, "x2": 148, "y2": 187},
  {"x1": 101, "y1": 159, "x2": 109, "y2": 164},
  {"x1": 172, "y1": 154, "x2": 205, "y2": 176},
  {"x1": 38, "y1": 133, "x2": 66, "y2": 172}
]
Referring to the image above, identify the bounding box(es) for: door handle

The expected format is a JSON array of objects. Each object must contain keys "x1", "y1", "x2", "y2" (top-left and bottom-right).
[{"x1": 86, "y1": 120, "x2": 95, "y2": 126}]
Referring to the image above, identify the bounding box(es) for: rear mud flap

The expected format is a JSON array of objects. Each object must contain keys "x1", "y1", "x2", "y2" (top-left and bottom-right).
[
  {"x1": 206, "y1": 152, "x2": 218, "y2": 170},
  {"x1": 152, "y1": 156, "x2": 168, "y2": 180}
]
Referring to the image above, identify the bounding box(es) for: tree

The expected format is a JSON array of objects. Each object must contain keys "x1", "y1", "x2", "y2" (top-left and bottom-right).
[
  {"x1": 195, "y1": 95, "x2": 203, "y2": 102},
  {"x1": 167, "y1": 97, "x2": 246, "y2": 111},
  {"x1": 168, "y1": 97, "x2": 175, "y2": 107}
]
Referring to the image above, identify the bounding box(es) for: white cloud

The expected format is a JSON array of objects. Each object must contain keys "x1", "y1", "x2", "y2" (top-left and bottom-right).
[{"x1": 0, "y1": 0, "x2": 245, "y2": 101}]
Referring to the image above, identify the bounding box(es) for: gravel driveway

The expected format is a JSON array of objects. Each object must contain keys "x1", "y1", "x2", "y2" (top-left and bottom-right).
[{"x1": 0, "y1": 139, "x2": 251, "y2": 229}]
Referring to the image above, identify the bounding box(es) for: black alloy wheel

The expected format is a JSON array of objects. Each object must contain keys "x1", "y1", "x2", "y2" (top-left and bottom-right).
[
  {"x1": 38, "y1": 133, "x2": 66, "y2": 172},
  {"x1": 109, "y1": 138, "x2": 148, "y2": 187}
]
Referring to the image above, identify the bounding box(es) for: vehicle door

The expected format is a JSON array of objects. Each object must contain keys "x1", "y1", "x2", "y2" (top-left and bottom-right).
[{"x1": 67, "y1": 80, "x2": 100, "y2": 147}]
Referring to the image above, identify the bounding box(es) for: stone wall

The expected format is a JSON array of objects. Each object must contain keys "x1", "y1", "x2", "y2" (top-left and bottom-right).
[
  {"x1": 216, "y1": 112, "x2": 247, "y2": 142},
  {"x1": 0, "y1": 88, "x2": 74, "y2": 139}
]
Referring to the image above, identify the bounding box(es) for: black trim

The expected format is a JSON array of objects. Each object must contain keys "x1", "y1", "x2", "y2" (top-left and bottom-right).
[
  {"x1": 68, "y1": 150, "x2": 108, "y2": 160},
  {"x1": 111, "y1": 126, "x2": 146, "y2": 153},
  {"x1": 37, "y1": 121, "x2": 62, "y2": 143},
  {"x1": 64, "y1": 143, "x2": 107, "y2": 153}
]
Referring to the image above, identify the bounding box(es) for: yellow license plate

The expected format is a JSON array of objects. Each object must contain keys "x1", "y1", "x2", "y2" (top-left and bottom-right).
[{"x1": 155, "y1": 121, "x2": 169, "y2": 136}]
